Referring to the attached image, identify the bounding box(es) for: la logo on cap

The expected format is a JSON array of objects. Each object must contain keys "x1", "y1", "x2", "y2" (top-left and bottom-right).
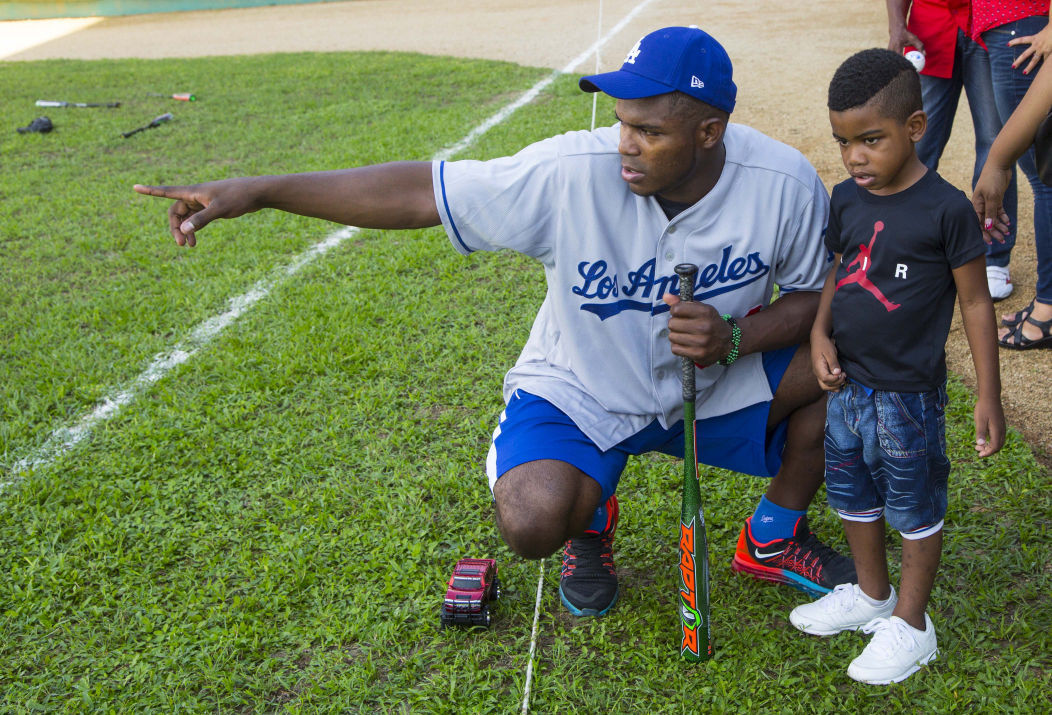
[
  {"x1": 577, "y1": 26, "x2": 737, "y2": 113},
  {"x1": 625, "y1": 40, "x2": 642, "y2": 64}
]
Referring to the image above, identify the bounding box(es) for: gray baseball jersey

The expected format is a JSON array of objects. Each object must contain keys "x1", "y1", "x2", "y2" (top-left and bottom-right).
[{"x1": 433, "y1": 122, "x2": 830, "y2": 451}]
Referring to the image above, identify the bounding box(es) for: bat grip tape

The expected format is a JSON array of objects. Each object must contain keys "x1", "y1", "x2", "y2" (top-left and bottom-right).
[{"x1": 674, "y1": 264, "x2": 698, "y2": 401}]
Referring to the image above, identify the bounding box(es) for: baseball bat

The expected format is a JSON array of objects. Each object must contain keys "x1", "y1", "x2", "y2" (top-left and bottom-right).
[
  {"x1": 147, "y1": 93, "x2": 196, "y2": 101},
  {"x1": 673, "y1": 263, "x2": 713, "y2": 662},
  {"x1": 121, "y1": 112, "x2": 173, "y2": 139},
  {"x1": 36, "y1": 100, "x2": 120, "y2": 108}
]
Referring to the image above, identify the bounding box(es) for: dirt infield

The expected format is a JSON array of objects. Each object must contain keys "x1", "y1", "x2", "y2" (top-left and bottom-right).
[{"x1": 6, "y1": 0, "x2": 1049, "y2": 461}]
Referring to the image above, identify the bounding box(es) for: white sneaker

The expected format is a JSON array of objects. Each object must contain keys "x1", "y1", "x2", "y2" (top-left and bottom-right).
[
  {"x1": 987, "y1": 265, "x2": 1013, "y2": 301},
  {"x1": 847, "y1": 614, "x2": 938, "y2": 684},
  {"x1": 789, "y1": 583, "x2": 896, "y2": 636}
]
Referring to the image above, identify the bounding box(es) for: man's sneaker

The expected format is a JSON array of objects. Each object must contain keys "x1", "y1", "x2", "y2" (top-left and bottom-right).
[
  {"x1": 987, "y1": 265, "x2": 1013, "y2": 301},
  {"x1": 559, "y1": 496, "x2": 619, "y2": 616},
  {"x1": 847, "y1": 614, "x2": 938, "y2": 684},
  {"x1": 789, "y1": 583, "x2": 897, "y2": 636},
  {"x1": 732, "y1": 515, "x2": 856, "y2": 596}
]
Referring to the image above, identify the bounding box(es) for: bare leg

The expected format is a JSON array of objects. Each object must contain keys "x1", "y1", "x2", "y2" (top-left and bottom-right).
[
  {"x1": 492, "y1": 459, "x2": 602, "y2": 559},
  {"x1": 841, "y1": 518, "x2": 892, "y2": 601},
  {"x1": 765, "y1": 343, "x2": 826, "y2": 510},
  {"x1": 894, "y1": 531, "x2": 942, "y2": 630}
]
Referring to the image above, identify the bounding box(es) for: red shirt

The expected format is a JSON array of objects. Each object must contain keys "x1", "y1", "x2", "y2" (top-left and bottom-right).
[
  {"x1": 907, "y1": 0, "x2": 973, "y2": 78},
  {"x1": 971, "y1": 0, "x2": 1050, "y2": 39}
]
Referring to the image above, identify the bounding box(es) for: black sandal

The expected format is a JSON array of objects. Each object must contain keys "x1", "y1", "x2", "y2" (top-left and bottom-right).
[
  {"x1": 1002, "y1": 299, "x2": 1035, "y2": 328},
  {"x1": 999, "y1": 314, "x2": 1052, "y2": 350}
]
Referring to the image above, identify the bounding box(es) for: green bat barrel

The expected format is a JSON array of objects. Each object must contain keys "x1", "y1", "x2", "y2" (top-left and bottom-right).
[{"x1": 674, "y1": 263, "x2": 713, "y2": 661}]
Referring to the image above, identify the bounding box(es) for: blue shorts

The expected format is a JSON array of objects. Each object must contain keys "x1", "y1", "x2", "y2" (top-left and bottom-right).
[
  {"x1": 823, "y1": 383, "x2": 950, "y2": 539},
  {"x1": 486, "y1": 347, "x2": 797, "y2": 503}
]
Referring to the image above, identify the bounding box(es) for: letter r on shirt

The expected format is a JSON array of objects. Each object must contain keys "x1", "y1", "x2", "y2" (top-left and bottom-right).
[{"x1": 895, "y1": 264, "x2": 908, "y2": 279}]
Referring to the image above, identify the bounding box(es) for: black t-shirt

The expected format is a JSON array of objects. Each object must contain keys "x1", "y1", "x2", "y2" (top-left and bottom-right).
[{"x1": 825, "y1": 170, "x2": 985, "y2": 391}]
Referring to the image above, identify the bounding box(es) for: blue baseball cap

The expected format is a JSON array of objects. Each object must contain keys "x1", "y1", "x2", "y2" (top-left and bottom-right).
[{"x1": 579, "y1": 26, "x2": 736, "y2": 113}]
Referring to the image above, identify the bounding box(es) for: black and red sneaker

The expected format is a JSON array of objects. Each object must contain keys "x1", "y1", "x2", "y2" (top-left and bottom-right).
[
  {"x1": 559, "y1": 495, "x2": 619, "y2": 616},
  {"x1": 732, "y1": 515, "x2": 856, "y2": 596}
]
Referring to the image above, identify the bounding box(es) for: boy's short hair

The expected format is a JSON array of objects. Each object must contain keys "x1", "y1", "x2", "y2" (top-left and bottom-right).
[{"x1": 828, "y1": 48, "x2": 923, "y2": 123}]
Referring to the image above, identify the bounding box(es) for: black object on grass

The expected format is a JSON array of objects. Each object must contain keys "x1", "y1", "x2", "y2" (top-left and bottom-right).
[
  {"x1": 122, "y1": 112, "x2": 173, "y2": 139},
  {"x1": 17, "y1": 116, "x2": 54, "y2": 134}
]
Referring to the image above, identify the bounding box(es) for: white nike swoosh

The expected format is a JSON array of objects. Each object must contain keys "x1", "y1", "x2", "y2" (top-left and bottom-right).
[{"x1": 754, "y1": 549, "x2": 785, "y2": 559}]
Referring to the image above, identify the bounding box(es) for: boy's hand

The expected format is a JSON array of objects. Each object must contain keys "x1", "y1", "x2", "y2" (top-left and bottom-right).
[
  {"x1": 973, "y1": 397, "x2": 1006, "y2": 458},
  {"x1": 810, "y1": 334, "x2": 845, "y2": 392}
]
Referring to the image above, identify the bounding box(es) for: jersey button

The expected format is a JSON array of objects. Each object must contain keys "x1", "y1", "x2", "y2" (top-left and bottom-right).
[
  {"x1": 667, "y1": 225, "x2": 677, "y2": 234},
  {"x1": 656, "y1": 369, "x2": 666, "y2": 380},
  {"x1": 664, "y1": 250, "x2": 675, "y2": 261}
]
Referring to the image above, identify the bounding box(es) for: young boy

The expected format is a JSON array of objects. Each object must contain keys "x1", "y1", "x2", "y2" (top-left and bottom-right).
[{"x1": 790, "y1": 48, "x2": 1006, "y2": 685}]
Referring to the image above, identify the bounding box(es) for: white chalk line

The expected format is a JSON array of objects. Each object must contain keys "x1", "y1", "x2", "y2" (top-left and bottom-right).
[
  {"x1": 590, "y1": 0, "x2": 605, "y2": 132},
  {"x1": 520, "y1": 558, "x2": 547, "y2": 715},
  {"x1": 4, "y1": 228, "x2": 352, "y2": 483}
]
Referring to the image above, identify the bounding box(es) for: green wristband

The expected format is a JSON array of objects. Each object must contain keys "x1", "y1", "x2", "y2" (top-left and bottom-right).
[{"x1": 718, "y1": 315, "x2": 741, "y2": 366}]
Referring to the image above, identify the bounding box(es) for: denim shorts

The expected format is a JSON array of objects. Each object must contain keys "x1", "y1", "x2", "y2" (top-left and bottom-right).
[
  {"x1": 823, "y1": 383, "x2": 950, "y2": 538},
  {"x1": 486, "y1": 346, "x2": 798, "y2": 502}
]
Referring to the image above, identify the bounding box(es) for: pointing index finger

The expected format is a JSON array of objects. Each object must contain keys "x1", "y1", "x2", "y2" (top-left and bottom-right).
[{"x1": 133, "y1": 184, "x2": 188, "y2": 199}]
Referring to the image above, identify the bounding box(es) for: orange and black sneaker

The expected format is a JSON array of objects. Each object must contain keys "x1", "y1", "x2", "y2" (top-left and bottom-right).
[
  {"x1": 559, "y1": 495, "x2": 619, "y2": 616},
  {"x1": 732, "y1": 515, "x2": 855, "y2": 596}
]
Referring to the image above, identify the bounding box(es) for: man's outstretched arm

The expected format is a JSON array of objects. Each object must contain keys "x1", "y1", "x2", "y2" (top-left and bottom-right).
[{"x1": 134, "y1": 161, "x2": 439, "y2": 247}]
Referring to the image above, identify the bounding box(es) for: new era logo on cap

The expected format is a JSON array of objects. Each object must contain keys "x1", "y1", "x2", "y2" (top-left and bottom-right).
[{"x1": 578, "y1": 26, "x2": 736, "y2": 113}]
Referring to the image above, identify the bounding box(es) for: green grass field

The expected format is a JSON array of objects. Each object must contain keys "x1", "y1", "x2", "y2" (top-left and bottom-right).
[{"x1": 1, "y1": 52, "x2": 1049, "y2": 712}]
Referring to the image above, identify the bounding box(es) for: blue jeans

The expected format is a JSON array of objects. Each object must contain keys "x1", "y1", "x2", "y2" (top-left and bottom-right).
[
  {"x1": 824, "y1": 385, "x2": 950, "y2": 536},
  {"x1": 918, "y1": 29, "x2": 1017, "y2": 267},
  {"x1": 986, "y1": 16, "x2": 1052, "y2": 302}
]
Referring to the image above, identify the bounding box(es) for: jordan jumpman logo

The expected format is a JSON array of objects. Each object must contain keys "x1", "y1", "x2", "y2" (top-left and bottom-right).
[{"x1": 836, "y1": 220, "x2": 900, "y2": 311}]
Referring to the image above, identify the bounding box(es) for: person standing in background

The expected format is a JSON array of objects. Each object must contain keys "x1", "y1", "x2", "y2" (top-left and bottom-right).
[
  {"x1": 886, "y1": 0, "x2": 1019, "y2": 300},
  {"x1": 974, "y1": 0, "x2": 1052, "y2": 345}
]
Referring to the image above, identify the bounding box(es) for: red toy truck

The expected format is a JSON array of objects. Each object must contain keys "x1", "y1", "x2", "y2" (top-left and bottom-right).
[{"x1": 440, "y1": 558, "x2": 501, "y2": 628}]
